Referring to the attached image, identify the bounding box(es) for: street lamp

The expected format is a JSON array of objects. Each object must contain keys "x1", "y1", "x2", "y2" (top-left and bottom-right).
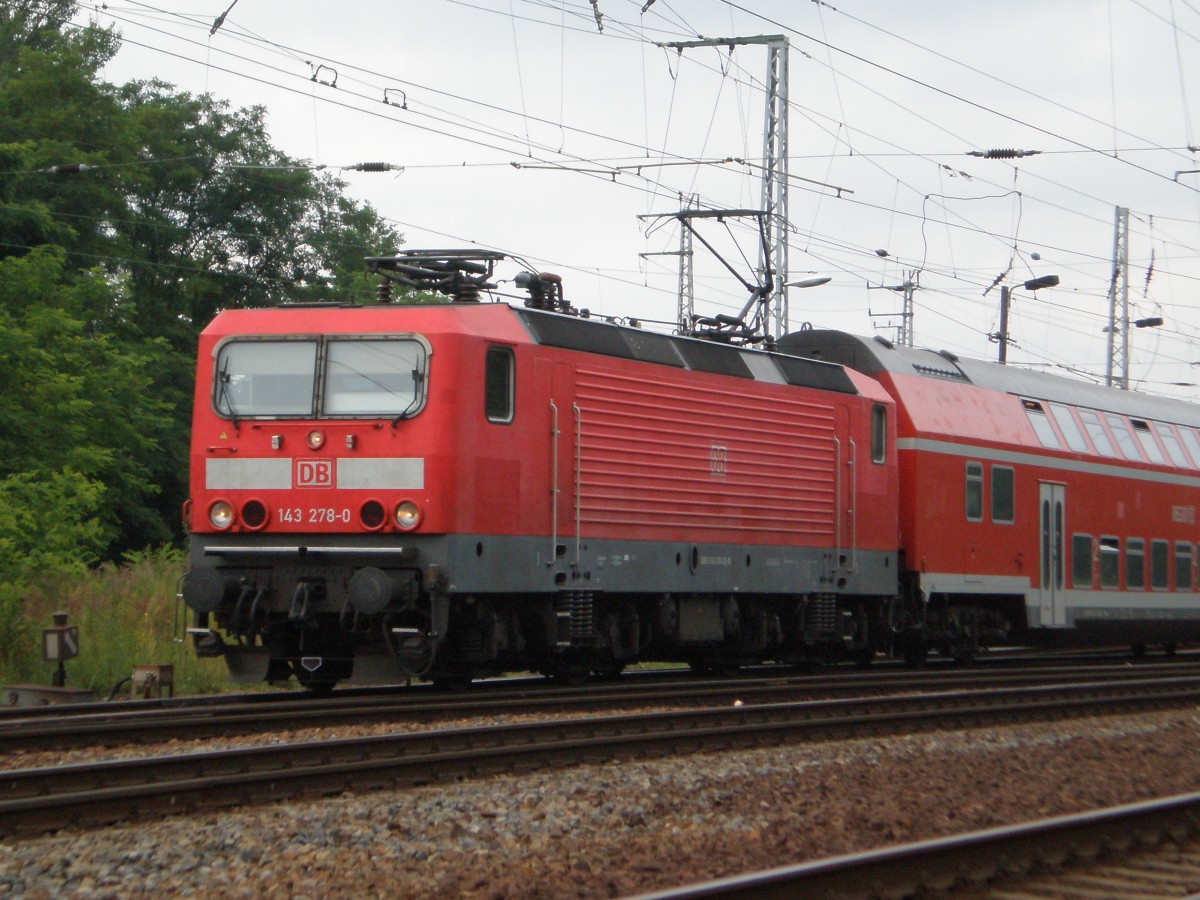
[
  {"x1": 776, "y1": 276, "x2": 832, "y2": 334},
  {"x1": 993, "y1": 275, "x2": 1060, "y2": 364},
  {"x1": 1104, "y1": 315, "x2": 1164, "y2": 389}
]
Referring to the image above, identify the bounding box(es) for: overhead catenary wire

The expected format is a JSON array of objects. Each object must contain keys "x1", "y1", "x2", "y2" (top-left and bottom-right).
[
  {"x1": 719, "y1": 0, "x2": 1200, "y2": 188},
  {"x1": 49, "y1": 1, "x2": 1200, "y2": 397}
]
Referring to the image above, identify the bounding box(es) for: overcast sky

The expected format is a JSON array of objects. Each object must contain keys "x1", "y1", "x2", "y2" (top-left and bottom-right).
[{"x1": 82, "y1": 1, "x2": 1200, "y2": 398}]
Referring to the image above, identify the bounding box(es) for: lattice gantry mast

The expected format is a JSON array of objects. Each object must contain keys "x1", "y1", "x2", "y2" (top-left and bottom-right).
[
  {"x1": 759, "y1": 38, "x2": 790, "y2": 338},
  {"x1": 677, "y1": 215, "x2": 695, "y2": 331},
  {"x1": 1105, "y1": 206, "x2": 1130, "y2": 390},
  {"x1": 638, "y1": 197, "x2": 697, "y2": 334},
  {"x1": 657, "y1": 35, "x2": 790, "y2": 337}
]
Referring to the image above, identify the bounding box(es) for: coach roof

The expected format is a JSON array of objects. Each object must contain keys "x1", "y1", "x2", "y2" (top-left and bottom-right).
[{"x1": 780, "y1": 329, "x2": 1200, "y2": 429}]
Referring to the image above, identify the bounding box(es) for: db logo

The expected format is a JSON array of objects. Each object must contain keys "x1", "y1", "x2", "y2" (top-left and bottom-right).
[{"x1": 295, "y1": 459, "x2": 334, "y2": 488}]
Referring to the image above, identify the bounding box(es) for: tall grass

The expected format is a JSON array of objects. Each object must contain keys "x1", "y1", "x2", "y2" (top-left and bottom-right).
[{"x1": 0, "y1": 548, "x2": 230, "y2": 696}]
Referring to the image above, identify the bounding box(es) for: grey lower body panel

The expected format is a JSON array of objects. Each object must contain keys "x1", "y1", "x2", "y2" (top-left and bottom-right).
[{"x1": 189, "y1": 531, "x2": 896, "y2": 601}]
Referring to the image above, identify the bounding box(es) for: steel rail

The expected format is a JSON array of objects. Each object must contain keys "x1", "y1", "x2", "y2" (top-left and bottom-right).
[
  {"x1": 1, "y1": 675, "x2": 1199, "y2": 836},
  {"x1": 629, "y1": 791, "x2": 1200, "y2": 899},
  {"x1": 0, "y1": 649, "x2": 1185, "y2": 723},
  {"x1": 0, "y1": 662, "x2": 1196, "y2": 753},
  {"x1": 0, "y1": 650, "x2": 1185, "y2": 723}
]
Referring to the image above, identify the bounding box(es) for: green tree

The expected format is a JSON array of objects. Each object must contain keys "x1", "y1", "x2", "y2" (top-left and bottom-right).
[
  {"x1": 0, "y1": 3, "x2": 404, "y2": 559},
  {"x1": 0, "y1": 248, "x2": 170, "y2": 556}
]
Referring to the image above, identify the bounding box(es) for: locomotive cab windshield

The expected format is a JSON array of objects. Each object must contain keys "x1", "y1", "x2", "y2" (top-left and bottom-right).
[{"x1": 213, "y1": 335, "x2": 430, "y2": 420}]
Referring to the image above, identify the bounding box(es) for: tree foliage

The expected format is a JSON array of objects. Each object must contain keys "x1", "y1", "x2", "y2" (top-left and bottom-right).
[{"x1": 0, "y1": 2, "x2": 403, "y2": 581}]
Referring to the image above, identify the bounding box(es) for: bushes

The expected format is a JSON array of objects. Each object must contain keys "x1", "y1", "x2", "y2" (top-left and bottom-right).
[{"x1": 0, "y1": 547, "x2": 229, "y2": 695}]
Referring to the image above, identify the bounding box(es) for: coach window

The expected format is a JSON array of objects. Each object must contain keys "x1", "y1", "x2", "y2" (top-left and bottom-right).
[
  {"x1": 1077, "y1": 409, "x2": 1118, "y2": 457},
  {"x1": 1127, "y1": 538, "x2": 1145, "y2": 590},
  {"x1": 1130, "y1": 419, "x2": 1165, "y2": 464},
  {"x1": 1072, "y1": 534, "x2": 1094, "y2": 588},
  {"x1": 1154, "y1": 422, "x2": 1189, "y2": 467},
  {"x1": 1098, "y1": 537, "x2": 1120, "y2": 588},
  {"x1": 1179, "y1": 427, "x2": 1200, "y2": 468},
  {"x1": 870, "y1": 405, "x2": 887, "y2": 464},
  {"x1": 1049, "y1": 404, "x2": 1089, "y2": 453},
  {"x1": 1105, "y1": 414, "x2": 1142, "y2": 461},
  {"x1": 1151, "y1": 539, "x2": 1170, "y2": 590},
  {"x1": 484, "y1": 346, "x2": 515, "y2": 424},
  {"x1": 991, "y1": 465, "x2": 1014, "y2": 524},
  {"x1": 1175, "y1": 543, "x2": 1193, "y2": 591},
  {"x1": 965, "y1": 462, "x2": 984, "y2": 522},
  {"x1": 1022, "y1": 399, "x2": 1061, "y2": 449}
]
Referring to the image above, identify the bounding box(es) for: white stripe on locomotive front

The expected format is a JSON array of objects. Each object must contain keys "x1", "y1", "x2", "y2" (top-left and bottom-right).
[{"x1": 205, "y1": 457, "x2": 425, "y2": 491}]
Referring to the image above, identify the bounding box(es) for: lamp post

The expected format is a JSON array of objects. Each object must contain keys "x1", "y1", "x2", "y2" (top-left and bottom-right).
[
  {"x1": 994, "y1": 275, "x2": 1059, "y2": 364},
  {"x1": 1103, "y1": 316, "x2": 1164, "y2": 390}
]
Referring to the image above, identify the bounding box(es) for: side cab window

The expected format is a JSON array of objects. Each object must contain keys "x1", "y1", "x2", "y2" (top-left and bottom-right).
[
  {"x1": 870, "y1": 405, "x2": 887, "y2": 464},
  {"x1": 485, "y1": 346, "x2": 515, "y2": 423}
]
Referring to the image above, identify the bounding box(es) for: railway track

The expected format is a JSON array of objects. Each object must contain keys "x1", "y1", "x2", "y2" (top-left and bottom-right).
[
  {"x1": 0, "y1": 647, "x2": 1180, "y2": 722},
  {"x1": 2, "y1": 673, "x2": 1199, "y2": 837},
  {"x1": 1, "y1": 661, "x2": 1197, "y2": 753},
  {"x1": 632, "y1": 791, "x2": 1200, "y2": 899}
]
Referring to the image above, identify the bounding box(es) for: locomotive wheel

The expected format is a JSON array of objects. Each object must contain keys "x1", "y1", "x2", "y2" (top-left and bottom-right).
[
  {"x1": 1164, "y1": 642, "x2": 1178, "y2": 657},
  {"x1": 902, "y1": 642, "x2": 927, "y2": 668},
  {"x1": 432, "y1": 675, "x2": 473, "y2": 692},
  {"x1": 293, "y1": 665, "x2": 338, "y2": 695},
  {"x1": 852, "y1": 647, "x2": 875, "y2": 669},
  {"x1": 592, "y1": 661, "x2": 625, "y2": 680},
  {"x1": 552, "y1": 670, "x2": 588, "y2": 687},
  {"x1": 690, "y1": 658, "x2": 739, "y2": 677}
]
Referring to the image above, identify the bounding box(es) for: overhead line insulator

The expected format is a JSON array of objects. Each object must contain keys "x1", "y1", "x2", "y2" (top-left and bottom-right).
[
  {"x1": 41, "y1": 163, "x2": 95, "y2": 175},
  {"x1": 966, "y1": 148, "x2": 1042, "y2": 159},
  {"x1": 344, "y1": 162, "x2": 403, "y2": 173}
]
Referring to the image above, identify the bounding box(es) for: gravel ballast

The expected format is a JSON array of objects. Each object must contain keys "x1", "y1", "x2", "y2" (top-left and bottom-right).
[{"x1": 2, "y1": 707, "x2": 1199, "y2": 898}]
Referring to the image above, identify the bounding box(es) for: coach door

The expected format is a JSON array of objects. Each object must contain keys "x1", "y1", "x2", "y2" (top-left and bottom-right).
[{"x1": 1038, "y1": 482, "x2": 1066, "y2": 626}]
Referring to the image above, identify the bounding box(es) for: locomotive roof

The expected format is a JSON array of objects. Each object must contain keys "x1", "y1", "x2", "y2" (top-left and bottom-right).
[
  {"x1": 779, "y1": 329, "x2": 1200, "y2": 428},
  {"x1": 514, "y1": 308, "x2": 863, "y2": 396},
  {"x1": 202, "y1": 301, "x2": 869, "y2": 399}
]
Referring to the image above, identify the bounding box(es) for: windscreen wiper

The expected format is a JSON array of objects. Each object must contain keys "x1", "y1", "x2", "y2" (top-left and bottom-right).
[
  {"x1": 390, "y1": 363, "x2": 425, "y2": 428},
  {"x1": 217, "y1": 358, "x2": 240, "y2": 429}
]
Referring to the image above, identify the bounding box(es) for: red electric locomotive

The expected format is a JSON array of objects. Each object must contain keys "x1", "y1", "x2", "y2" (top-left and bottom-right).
[
  {"x1": 180, "y1": 252, "x2": 900, "y2": 689},
  {"x1": 783, "y1": 330, "x2": 1200, "y2": 660}
]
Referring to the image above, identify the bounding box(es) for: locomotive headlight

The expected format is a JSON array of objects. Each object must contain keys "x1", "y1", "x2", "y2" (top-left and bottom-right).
[
  {"x1": 208, "y1": 500, "x2": 236, "y2": 530},
  {"x1": 306, "y1": 429, "x2": 326, "y2": 450},
  {"x1": 393, "y1": 500, "x2": 422, "y2": 530}
]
